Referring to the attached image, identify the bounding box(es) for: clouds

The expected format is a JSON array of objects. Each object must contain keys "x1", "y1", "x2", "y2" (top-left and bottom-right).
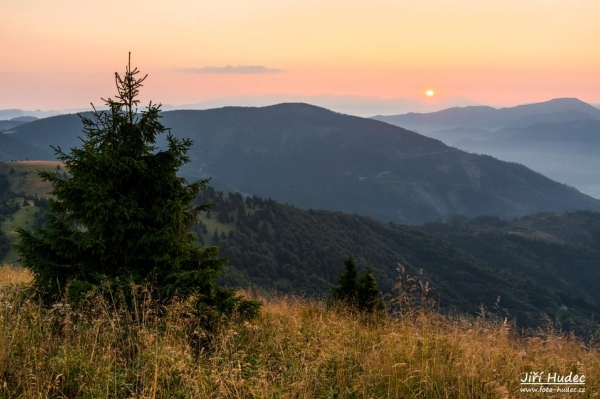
[{"x1": 177, "y1": 65, "x2": 285, "y2": 74}]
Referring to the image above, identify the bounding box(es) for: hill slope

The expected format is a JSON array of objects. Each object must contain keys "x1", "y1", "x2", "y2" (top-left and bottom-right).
[
  {"x1": 156, "y1": 104, "x2": 600, "y2": 221},
  {"x1": 4, "y1": 104, "x2": 600, "y2": 222},
  {"x1": 373, "y1": 99, "x2": 600, "y2": 199},
  {"x1": 0, "y1": 119, "x2": 29, "y2": 132},
  {"x1": 195, "y1": 188, "x2": 600, "y2": 331},
  {"x1": 0, "y1": 133, "x2": 51, "y2": 161},
  {"x1": 445, "y1": 120, "x2": 600, "y2": 198},
  {"x1": 2, "y1": 164, "x2": 599, "y2": 331}
]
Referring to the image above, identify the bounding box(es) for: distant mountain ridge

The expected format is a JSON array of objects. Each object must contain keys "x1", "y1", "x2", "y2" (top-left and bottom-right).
[
  {"x1": 373, "y1": 98, "x2": 600, "y2": 131},
  {"x1": 2, "y1": 95, "x2": 481, "y2": 119},
  {"x1": 0, "y1": 116, "x2": 38, "y2": 133},
  {"x1": 2, "y1": 103, "x2": 600, "y2": 223},
  {"x1": 0, "y1": 109, "x2": 61, "y2": 120},
  {"x1": 457, "y1": 119, "x2": 600, "y2": 151},
  {"x1": 453, "y1": 119, "x2": 600, "y2": 198},
  {"x1": 372, "y1": 98, "x2": 600, "y2": 199}
]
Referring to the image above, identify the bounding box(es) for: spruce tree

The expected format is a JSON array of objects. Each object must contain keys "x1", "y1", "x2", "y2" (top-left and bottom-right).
[
  {"x1": 332, "y1": 254, "x2": 384, "y2": 313},
  {"x1": 357, "y1": 267, "x2": 385, "y2": 313},
  {"x1": 332, "y1": 254, "x2": 359, "y2": 306},
  {"x1": 16, "y1": 55, "x2": 259, "y2": 325}
]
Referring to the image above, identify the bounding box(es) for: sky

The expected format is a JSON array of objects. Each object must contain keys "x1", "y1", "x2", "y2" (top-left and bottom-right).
[{"x1": 1, "y1": 0, "x2": 599, "y2": 113}]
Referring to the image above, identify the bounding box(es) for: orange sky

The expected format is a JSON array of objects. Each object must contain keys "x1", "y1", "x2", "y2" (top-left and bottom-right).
[{"x1": 1, "y1": 0, "x2": 599, "y2": 111}]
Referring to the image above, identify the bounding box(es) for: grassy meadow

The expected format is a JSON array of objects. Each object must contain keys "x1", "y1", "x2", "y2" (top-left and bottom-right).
[
  {"x1": 1, "y1": 265, "x2": 598, "y2": 398},
  {"x1": 0, "y1": 161, "x2": 61, "y2": 198}
]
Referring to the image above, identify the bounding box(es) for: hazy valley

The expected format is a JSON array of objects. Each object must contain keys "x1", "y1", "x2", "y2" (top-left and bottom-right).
[{"x1": 374, "y1": 98, "x2": 600, "y2": 198}]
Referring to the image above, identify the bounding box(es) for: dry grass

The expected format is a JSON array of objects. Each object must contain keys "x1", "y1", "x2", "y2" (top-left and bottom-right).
[
  {"x1": 0, "y1": 265, "x2": 32, "y2": 286},
  {"x1": 0, "y1": 265, "x2": 598, "y2": 398}
]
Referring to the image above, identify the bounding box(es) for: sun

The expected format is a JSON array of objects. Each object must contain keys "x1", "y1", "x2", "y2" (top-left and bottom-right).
[{"x1": 425, "y1": 89, "x2": 435, "y2": 97}]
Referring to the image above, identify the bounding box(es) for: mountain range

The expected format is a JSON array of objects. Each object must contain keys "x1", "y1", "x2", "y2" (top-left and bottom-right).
[
  {"x1": 0, "y1": 109, "x2": 60, "y2": 120},
  {"x1": 0, "y1": 116, "x2": 38, "y2": 133},
  {"x1": 1, "y1": 95, "x2": 480, "y2": 119},
  {"x1": 2, "y1": 103, "x2": 599, "y2": 223},
  {"x1": 373, "y1": 98, "x2": 600, "y2": 198},
  {"x1": 372, "y1": 98, "x2": 600, "y2": 131}
]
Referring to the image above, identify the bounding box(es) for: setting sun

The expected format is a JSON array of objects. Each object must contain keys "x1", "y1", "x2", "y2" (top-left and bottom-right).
[{"x1": 425, "y1": 89, "x2": 435, "y2": 97}]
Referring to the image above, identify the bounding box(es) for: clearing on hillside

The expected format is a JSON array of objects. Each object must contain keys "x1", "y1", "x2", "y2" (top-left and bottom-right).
[{"x1": 0, "y1": 160, "x2": 63, "y2": 198}]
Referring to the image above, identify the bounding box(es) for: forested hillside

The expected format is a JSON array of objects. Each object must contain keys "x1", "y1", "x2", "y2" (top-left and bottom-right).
[
  {"x1": 1, "y1": 163, "x2": 599, "y2": 332},
  {"x1": 0, "y1": 174, "x2": 16, "y2": 260},
  {"x1": 421, "y1": 213, "x2": 600, "y2": 324},
  {"x1": 194, "y1": 187, "x2": 600, "y2": 332}
]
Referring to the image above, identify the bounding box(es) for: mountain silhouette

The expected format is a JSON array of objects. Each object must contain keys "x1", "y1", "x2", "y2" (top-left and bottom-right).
[
  {"x1": 4, "y1": 103, "x2": 600, "y2": 222},
  {"x1": 373, "y1": 98, "x2": 600, "y2": 131}
]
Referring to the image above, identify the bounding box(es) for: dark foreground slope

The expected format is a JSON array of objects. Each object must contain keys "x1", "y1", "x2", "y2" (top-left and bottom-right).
[
  {"x1": 5, "y1": 104, "x2": 600, "y2": 222},
  {"x1": 1, "y1": 158, "x2": 598, "y2": 331},
  {"x1": 196, "y1": 188, "x2": 600, "y2": 331}
]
